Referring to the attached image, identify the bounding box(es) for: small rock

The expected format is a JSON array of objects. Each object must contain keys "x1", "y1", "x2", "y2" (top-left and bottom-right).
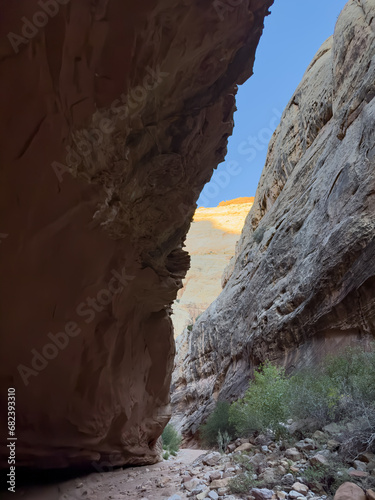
[
  {"x1": 209, "y1": 470, "x2": 222, "y2": 481},
  {"x1": 327, "y1": 439, "x2": 340, "y2": 451},
  {"x1": 295, "y1": 439, "x2": 316, "y2": 451},
  {"x1": 312, "y1": 430, "x2": 326, "y2": 442},
  {"x1": 285, "y1": 448, "x2": 303, "y2": 461},
  {"x1": 354, "y1": 460, "x2": 367, "y2": 471},
  {"x1": 249, "y1": 453, "x2": 267, "y2": 467},
  {"x1": 203, "y1": 452, "x2": 222, "y2": 467},
  {"x1": 292, "y1": 482, "x2": 309, "y2": 495},
  {"x1": 235, "y1": 442, "x2": 254, "y2": 453},
  {"x1": 208, "y1": 491, "x2": 219, "y2": 500},
  {"x1": 167, "y1": 496, "x2": 182, "y2": 500},
  {"x1": 348, "y1": 469, "x2": 369, "y2": 478},
  {"x1": 254, "y1": 434, "x2": 271, "y2": 446},
  {"x1": 323, "y1": 423, "x2": 343, "y2": 435},
  {"x1": 210, "y1": 477, "x2": 231, "y2": 489},
  {"x1": 276, "y1": 491, "x2": 287, "y2": 500},
  {"x1": 289, "y1": 492, "x2": 306, "y2": 499},
  {"x1": 184, "y1": 478, "x2": 202, "y2": 492},
  {"x1": 333, "y1": 482, "x2": 366, "y2": 500},
  {"x1": 281, "y1": 473, "x2": 295, "y2": 485},
  {"x1": 196, "y1": 490, "x2": 210, "y2": 500},
  {"x1": 192, "y1": 483, "x2": 207, "y2": 495},
  {"x1": 259, "y1": 468, "x2": 275, "y2": 483},
  {"x1": 218, "y1": 487, "x2": 230, "y2": 495},
  {"x1": 250, "y1": 488, "x2": 274, "y2": 500},
  {"x1": 310, "y1": 454, "x2": 328, "y2": 467},
  {"x1": 227, "y1": 443, "x2": 236, "y2": 453},
  {"x1": 359, "y1": 452, "x2": 375, "y2": 463},
  {"x1": 261, "y1": 445, "x2": 270, "y2": 453}
]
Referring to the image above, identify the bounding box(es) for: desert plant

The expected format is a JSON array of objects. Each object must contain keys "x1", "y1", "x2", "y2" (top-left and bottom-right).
[
  {"x1": 229, "y1": 362, "x2": 290, "y2": 438},
  {"x1": 162, "y1": 424, "x2": 181, "y2": 455},
  {"x1": 303, "y1": 459, "x2": 351, "y2": 495},
  {"x1": 229, "y1": 454, "x2": 257, "y2": 494},
  {"x1": 289, "y1": 344, "x2": 375, "y2": 427},
  {"x1": 339, "y1": 401, "x2": 375, "y2": 458},
  {"x1": 217, "y1": 429, "x2": 231, "y2": 453},
  {"x1": 200, "y1": 401, "x2": 236, "y2": 447},
  {"x1": 229, "y1": 472, "x2": 257, "y2": 494},
  {"x1": 288, "y1": 370, "x2": 341, "y2": 424}
]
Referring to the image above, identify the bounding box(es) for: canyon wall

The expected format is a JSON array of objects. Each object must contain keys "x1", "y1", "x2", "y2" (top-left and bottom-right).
[
  {"x1": 172, "y1": 198, "x2": 254, "y2": 338},
  {"x1": 172, "y1": 0, "x2": 375, "y2": 440},
  {"x1": 0, "y1": 0, "x2": 273, "y2": 468}
]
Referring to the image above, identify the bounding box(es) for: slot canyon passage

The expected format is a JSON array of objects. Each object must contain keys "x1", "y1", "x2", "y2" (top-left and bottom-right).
[{"x1": 0, "y1": 0, "x2": 375, "y2": 500}]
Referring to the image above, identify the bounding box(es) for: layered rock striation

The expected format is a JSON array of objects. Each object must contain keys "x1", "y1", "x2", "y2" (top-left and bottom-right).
[
  {"x1": 0, "y1": 0, "x2": 273, "y2": 468},
  {"x1": 172, "y1": 0, "x2": 375, "y2": 440}
]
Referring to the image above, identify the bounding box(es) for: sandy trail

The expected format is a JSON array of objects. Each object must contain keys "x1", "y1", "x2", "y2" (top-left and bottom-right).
[{"x1": 1, "y1": 449, "x2": 207, "y2": 500}]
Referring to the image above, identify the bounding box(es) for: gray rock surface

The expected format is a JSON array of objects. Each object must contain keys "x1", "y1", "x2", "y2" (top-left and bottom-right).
[{"x1": 172, "y1": 0, "x2": 375, "y2": 440}]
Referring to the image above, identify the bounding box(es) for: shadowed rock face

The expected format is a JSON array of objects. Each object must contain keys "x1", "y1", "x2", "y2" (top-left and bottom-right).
[
  {"x1": 172, "y1": 0, "x2": 375, "y2": 441},
  {"x1": 0, "y1": 0, "x2": 273, "y2": 468}
]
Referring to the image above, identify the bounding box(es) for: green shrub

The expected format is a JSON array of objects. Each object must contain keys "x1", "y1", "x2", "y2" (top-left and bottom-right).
[
  {"x1": 289, "y1": 344, "x2": 375, "y2": 426},
  {"x1": 288, "y1": 370, "x2": 341, "y2": 424},
  {"x1": 162, "y1": 424, "x2": 181, "y2": 455},
  {"x1": 200, "y1": 401, "x2": 235, "y2": 447},
  {"x1": 324, "y1": 346, "x2": 375, "y2": 404},
  {"x1": 229, "y1": 472, "x2": 257, "y2": 494},
  {"x1": 162, "y1": 450, "x2": 170, "y2": 460},
  {"x1": 202, "y1": 346, "x2": 375, "y2": 455},
  {"x1": 229, "y1": 362, "x2": 290, "y2": 438}
]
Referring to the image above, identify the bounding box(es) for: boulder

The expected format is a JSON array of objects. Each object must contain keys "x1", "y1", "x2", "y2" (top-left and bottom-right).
[{"x1": 333, "y1": 482, "x2": 366, "y2": 500}]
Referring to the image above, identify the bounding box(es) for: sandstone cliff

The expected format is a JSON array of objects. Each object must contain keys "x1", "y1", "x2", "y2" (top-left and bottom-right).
[
  {"x1": 172, "y1": 198, "x2": 254, "y2": 338},
  {"x1": 0, "y1": 0, "x2": 273, "y2": 468},
  {"x1": 172, "y1": 0, "x2": 375, "y2": 440}
]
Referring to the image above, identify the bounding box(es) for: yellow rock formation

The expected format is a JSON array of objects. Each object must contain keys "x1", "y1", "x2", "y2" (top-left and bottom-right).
[{"x1": 172, "y1": 199, "x2": 253, "y2": 337}]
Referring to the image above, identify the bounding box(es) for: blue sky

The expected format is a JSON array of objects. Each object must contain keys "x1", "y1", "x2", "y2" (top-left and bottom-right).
[{"x1": 198, "y1": 0, "x2": 349, "y2": 207}]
